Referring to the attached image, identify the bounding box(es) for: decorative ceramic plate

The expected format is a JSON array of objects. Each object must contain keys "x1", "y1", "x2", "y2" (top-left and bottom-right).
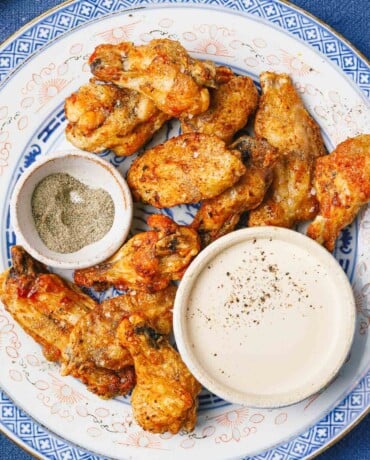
[{"x1": 0, "y1": 1, "x2": 369, "y2": 459}]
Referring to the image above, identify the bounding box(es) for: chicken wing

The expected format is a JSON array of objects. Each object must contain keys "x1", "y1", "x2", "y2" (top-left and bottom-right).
[
  {"x1": 180, "y1": 74, "x2": 259, "y2": 143},
  {"x1": 117, "y1": 313, "x2": 201, "y2": 434},
  {"x1": 61, "y1": 285, "x2": 176, "y2": 398},
  {"x1": 0, "y1": 246, "x2": 95, "y2": 362},
  {"x1": 248, "y1": 72, "x2": 326, "y2": 228},
  {"x1": 74, "y1": 214, "x2": 200, "y2": 292},
  {"x1": 127, "y1": 133, "x2": 246, "y2": 208},
  {"x1": 65, "y1": 79, "x2": 170, "y2": 156},
  {"x1": 89, "y1": 39, "x2": 218, "y2": 117},
  {"x1": 307, "y1": 134, "x2": 370, "y2": 251},
  {"x1": 191, "y1": 136, "x2": 278, "y2": 246}
]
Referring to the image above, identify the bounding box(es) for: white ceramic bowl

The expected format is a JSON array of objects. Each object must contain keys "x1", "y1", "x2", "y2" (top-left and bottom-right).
[
  {"x1": 174, "y1": 226, "x2": 356, "y2": 407},
  {"x1": 11, "y1": 150, "x2": 133, "y2": 270}
]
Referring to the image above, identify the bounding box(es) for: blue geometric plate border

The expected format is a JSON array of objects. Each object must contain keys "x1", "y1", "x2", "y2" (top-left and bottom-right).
[{"x1": 0, "y1": 1, "x2": 369, "y2": 459}]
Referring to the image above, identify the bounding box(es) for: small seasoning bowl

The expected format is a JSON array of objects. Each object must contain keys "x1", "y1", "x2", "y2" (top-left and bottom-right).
[
  {"x1": 11, "y1": 150, "x2": 133, "y2": 270},
  {"x1": 174, "y1": 227, "x2": 356, "y2": 408}
]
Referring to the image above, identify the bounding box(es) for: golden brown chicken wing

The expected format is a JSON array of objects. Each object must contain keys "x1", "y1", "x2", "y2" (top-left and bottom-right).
[
  {"x1": 307, "y1": 134, "x2": 370, "y2": 251},
  {"x1": 248, "y1": 72, "x2": 326, "y2": 228},
  {"x1": 0, "y1": 246, "x2": 96, "y2": 362},
  {"x1": 117, "y1": 313, "x2": 201, "y2": 434},
  {"x1": 191, "y1": 136, "x2": 278, "y2": 246},
  {"x1": 127, "y1": 133, "x2": 246, "y2": 208},
  {"x1": 74, "y1": 214, "x2": 200, "y2": 292},
  {"x1": 181, "y1": 74, "x2": 259, "y2": 143},
  {"x1": 61, "y1": 285, "x2": 176, "y2": 398},
  {"x1": 65, "y1": 79, "x2": 170, "y2": 156},
  {"x1": 89, "y1": 39, "x2": 218, "y2": 117}
]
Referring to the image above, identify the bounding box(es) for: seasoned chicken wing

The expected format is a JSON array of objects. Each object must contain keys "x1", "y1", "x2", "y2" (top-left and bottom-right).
[
  {"x1": 89, "y1": 39, "x2": 218, "y2": 117},
  {"x1": 65, "y1": 80, "x2": 170, "y2": 156},
  {"x1": 180, "y1": 74, "x2": 259, "y2": 143},
  {"x1": 191, "y1": 136, "x2": 278, "y2": 246},
  {"x1": 74, "y1": 214, "x2": 200, "y2": 292},
  {"x1": 0, "y1": 246, "x2": 96, "y2": 362},
  {"x1": 307, "y1": 134, "x2": 370, "y2": 251},
  {"x1": 249, "y1": 72, "x2": 326, "y2": 228},
  {"x1": 61, "y1": 285, "x2": 176, "y2": 398},
  {"x1": 127, "y1": 133, "x2": 246, "y2": 208},
  {"x1": 117, "y1": 313, "x2": 201, "y2": 434}
]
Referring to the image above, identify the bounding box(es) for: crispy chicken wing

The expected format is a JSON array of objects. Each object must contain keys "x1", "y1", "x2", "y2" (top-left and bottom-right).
[
  {"x1": 65, "y1": 79, "x2": 170, "y2": 156},
  {"x1": 248, "y1": 72, "x2": 326, "y2": 228},
  {"x1": 61, "y1": 285, "x2": 176, "y2": 398},
  {"x1": 307, "y1": 134, "x2": 370, "y2": 251},
  {"x1": 191, "y1": 136, "x2": 278, "y2": 246},
  {"x1": 0, "y1": 246, "x2": 95, "y2": 362},
  {"x1": 127, "y1": 133, "x2": 246, "y2": 208},
  {"x1": 74, "y1": 214, "x2": 200, "y2": 292},
  {"x1": 117, "y1": 313, "x2": 201, "y2": 434},
  {"x1": 180, "y1": 74, "x2": 259, "y2": 143},
  {"x1": 89, "y1": 39, "x2": 218, "y2": 117}
]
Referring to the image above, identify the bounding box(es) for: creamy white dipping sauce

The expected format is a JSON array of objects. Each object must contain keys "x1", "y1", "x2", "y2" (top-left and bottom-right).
[{"x1": 174, "y1": 227, "x2": 356, "y2": 407}]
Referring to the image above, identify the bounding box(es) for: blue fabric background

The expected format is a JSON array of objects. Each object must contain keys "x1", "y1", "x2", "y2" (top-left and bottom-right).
[{"x1": 0, "y1": 0, "x2": 369, "y2": 459}]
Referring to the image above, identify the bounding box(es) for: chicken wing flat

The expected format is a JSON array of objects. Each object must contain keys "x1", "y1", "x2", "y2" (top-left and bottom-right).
[
  {"x1": 191, "y1": 136, "x2": 278, "y2": 246},
  {"x1": 248, "y1": 72, "x2": 326, "y2": 228},
  {"x1": 74, "y1": 214, "x2": 200, "y2": 292},
  {"x1": 61, "y1": 285, "x2": 176, "y2": 398},
  {"x1": 0, "y1": 246, "x2": 95, "y2": 362},
  {"x1": 65, "y1": 80, "x2": 170, "y2": 156},
  {"x1": 89, "y1": 39, "x2": 218, "y2": 117},
  {"x1": 117, "y1": 313, "x2": 201, "y2": 434},
  {"x1": 307, "y1": 134, "x2": 370, "y2": 251},
  {"x1": 127, "y1": 133, "x2": 246, "y2": 208},
  {"x1": 180, "y1": 74, "x2": 259, "y2": 143}
]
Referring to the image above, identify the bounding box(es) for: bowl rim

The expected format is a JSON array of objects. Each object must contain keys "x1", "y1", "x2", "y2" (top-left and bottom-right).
[
  {"x1": 10, "y1": 149, "x2": 133, "y2": 270},
  {"x1": 173, "y1": 226, "x2": 356, "y2": 408}
]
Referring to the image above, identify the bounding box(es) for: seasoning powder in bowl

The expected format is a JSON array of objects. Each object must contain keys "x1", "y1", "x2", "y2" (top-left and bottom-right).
[
  {"x1": 31, "y1": 173, "x2": 114, "y2": 253},
  {"x1": 11, "y1": 150, "x2": 132, "y2": 269},
  {"x1": 174, "y1": 227, "x2": 356, "y2": 408}
]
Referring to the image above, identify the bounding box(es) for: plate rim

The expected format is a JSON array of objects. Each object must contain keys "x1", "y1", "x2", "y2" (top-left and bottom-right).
[{"x1": 0, "y1": 1, "x2": 369, "y2": 459}]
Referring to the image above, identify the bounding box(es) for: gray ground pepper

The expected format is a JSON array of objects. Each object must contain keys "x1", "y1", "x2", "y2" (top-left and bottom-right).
[{"x1": 31, "y1": 173, "x2": 115, "y2": 253}]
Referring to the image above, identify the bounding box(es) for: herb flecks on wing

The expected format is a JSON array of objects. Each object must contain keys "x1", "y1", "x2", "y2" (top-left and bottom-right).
[
  {"x1": 127, "y1": 133, "x2": 247, "y2": 208},
  {"x1": 89, "y1": 39, "x2": 218, "y2": 117},
  {"x1": 307, "y1": 134, "x2": 370, "y2": 251},
  {"x1": 117, "y1": 313, "x2": 201, "y2": 434},
  {"x1": 248, "y1": 72, "x2": 327, "y2": 228},
  {"x1": 74, "y1": 214, "x2": 200, "y2": 292}
]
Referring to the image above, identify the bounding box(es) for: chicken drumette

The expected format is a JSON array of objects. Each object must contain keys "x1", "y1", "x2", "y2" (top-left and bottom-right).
[
  {"x1": 74, "y1": 214, "x2": 200, "y2": 292},
  {"x1": 307, "y1": 134, "x2": 370, "y2": 251},
  {"x1": 180, "y1": 74, "x2": 259, "y2": 143},
  {"x1": 65, "y1": 79, "x2": 170, "y2": 156},
  {"x1": 62, "y1": 285, "x2": 176, "y2": 398},
  {"x1": 248, "y1": 72, "x2": 326, "y2": 228},
  {"x1": 89, "y1": 39, "x2": 218, "y2": 117},
  {"x1": 127, "y1": 133, "x2": 246, "y2": 208},
  {"x1": 117, "y1": 313, "x2": 201, "y2": 434},
  {"x1": 191, "y1": 136, "x2": 278, "y2": 246}
]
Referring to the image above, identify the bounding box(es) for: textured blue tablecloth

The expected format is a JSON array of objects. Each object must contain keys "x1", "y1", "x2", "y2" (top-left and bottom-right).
[{"x1": 0, "y1": 0, "x2": 369, "y2": 459}]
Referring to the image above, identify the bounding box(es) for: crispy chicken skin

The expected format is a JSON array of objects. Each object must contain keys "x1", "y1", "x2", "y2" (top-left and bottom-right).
[
  {"x1": 65, "y1": 80, "x2": 170, "y2": 156},
  {"x1": 61, "y1": 285, "x2": 176, "y2": 398},
  {"x1": 89, "y1": 39, "x2": 218, "y2": 117},
  {"x1": 117, "y1": 314, "x2": 201, "y2": 434},
  {"x1": 74, "y1": 214, "x2": 200, "y2": 292},
  {"x1": 191, "y1": 136, "x2": 278, "y2": 246},
  {"x1": 180, "y1": 75, "x2": 259, "y2": 143},
  {"x1": 0, "y1": 246, "x2": 95, "y2": 362},
  {"x1": 249, "y1": 72, "x2": 326, "y2": 228},
  {"x1": 127, "y1": 133, "x2": 246, "y2": 208},
  {"x1": 307, "y1": 134, "x2": 370, "y2": 251}
]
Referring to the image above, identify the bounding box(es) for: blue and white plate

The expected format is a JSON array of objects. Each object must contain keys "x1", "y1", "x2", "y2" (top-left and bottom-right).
[{"x1": 0, "y1": 1, "x2": 369, "y2": 459}]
